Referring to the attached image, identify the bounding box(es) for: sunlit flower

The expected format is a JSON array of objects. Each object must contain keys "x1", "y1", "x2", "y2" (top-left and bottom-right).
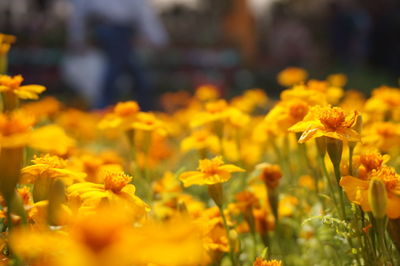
[
  {"x1": 289, "y1": 105, "x2": 360, "y2": 143},
  {"x1": 67, "y1": 170, "x2": 149, "y2": 220},
  {"x1": 340, "y1": 165, "x2": 400, "y2": 218},
  {"x1": 179, "y1": 156, "x2": 244, "y2": 187},
  {"x1": 0, "y1": 74, "x2": 45, "y2": 100},
  {"x1": 98, "y1": 101, "x2": 140, "y2": 130},
  {"x1": 21, "y1": 154, "x2": 86, "y2": 187}
]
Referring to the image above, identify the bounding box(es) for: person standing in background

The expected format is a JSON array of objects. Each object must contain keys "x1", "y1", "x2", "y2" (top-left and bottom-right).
[{"x1": 68, "y1": 0, "x2": 168, "y2": 110}]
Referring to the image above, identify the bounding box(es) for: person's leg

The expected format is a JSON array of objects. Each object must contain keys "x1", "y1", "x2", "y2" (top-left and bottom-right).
[
  {"x1": 127, "y1": 48, "x2": 153, "y2": 111},
  {"x1": 95, "y1": 24, "x2": 132, "y2": 108}
]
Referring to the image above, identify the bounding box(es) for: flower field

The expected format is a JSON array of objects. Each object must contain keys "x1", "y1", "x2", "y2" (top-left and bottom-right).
[{"x1": 1, "y1": 34, "x2": 400, "y2": 266}]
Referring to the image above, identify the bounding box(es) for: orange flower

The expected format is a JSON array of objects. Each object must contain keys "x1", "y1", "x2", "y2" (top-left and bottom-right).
[
  {"x1": 0, "y1": 74, "x2": 45, "y2": 100},
  {"x1": 289, "y1": 105, "x2": 360, "y2": 143},
  {"x1": 340, "y1": 166, "x2": 400, "y2": 219},
  {"x1": 0, "y1": 33, "x2": 16, "y2": 55},
  {"x1": 277, "y1": 67, "x2": 308, "y2": 87},
  {"x1": 253, "y1": 257, "x2": 282, "y2": 266},
  {"x1": 179, "y1": 156, "x2": 244, "y2": 187}
]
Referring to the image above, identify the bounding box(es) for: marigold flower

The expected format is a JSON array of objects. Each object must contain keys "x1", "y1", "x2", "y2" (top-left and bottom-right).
[
  {"x1": 253, "y1": 258, "x2": 282, "y2": 266},
  {"x1": 340, "y1": 165, "x2": 400, "y2": 218},
  {"x1": 179, "y1": 156, "x2": 244, "y2": 187},
  {"x1": 289, "y1": 105, "x2": 360, "y2": 143},
  {"x1": 195, "y1": 84, "x2": 220, "y2": 101},
  {"x1": 327, "y1": 73, "x2": 347, "y2": 87},
  {"x1": 67, "y1": 170, "x2": 149, "y2": 220},
  {"x1": 21, "y1": 154, "x2": 86, "y2": 185},
  {"x1": 0, "y1": 74, "x2": 45, "y2": 100},
  {"x1": 277, "y1": 67, "x2": 308, "y2": 87},
  {"x1": 0, "y1": 33, "x2": 16, "y2": 55},
  {"x1": 259, "y1": 163, "x2": 282, "y2": 190},
  {"x1": 181, "y1": 129, "x2": 220, "y2": 153},
  {"x1": 98, "y1": 101, "x2": 140, "y2": 131}
]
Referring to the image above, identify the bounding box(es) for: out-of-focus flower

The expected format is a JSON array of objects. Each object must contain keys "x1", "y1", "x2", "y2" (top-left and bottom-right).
[
  {"x1": 21, "y1": 154, "x2": 85, "y2": 185},
  {"x1": 277, "y1": 67, "x2": 308, "y2": 87},
  {"x1": 67, "y1": 170, "x2": 149, "y2": 220},
  {"x1": 21, "y1": 96, "x2": 61, "y2": 121},
  {"x1": 259, "y1": 163, "x2": 282, "y2": 190},
  {"x1": 327, "y1": 73, "x2": 347, "y2": 87},
  {"x1": 179, "y1": 156, "x2": 244, "y2": 187},
  {"x1": 253, "y1": 258, "x2": 282, "y2": 266},
  {"x1": 0, "y1": 74, "x2": 45, "y2": 100},
  {"x1": 181, "y1": 129, "x2": 220, "y2": 154},
  {"x1": 98, "y1": 101, "x2": 139, "y2": 131},
  {"x1": 0, "y1": 33, "x2": 15, "y2": 55},
  {"x1": 195, "y1": 84, "x2": 220, "y2": 102}
]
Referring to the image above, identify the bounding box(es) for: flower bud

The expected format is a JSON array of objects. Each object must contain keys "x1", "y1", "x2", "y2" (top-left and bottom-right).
[
  {"x1": 208, "y1": 183, "x2": 224, "y2": 208},
  {"x1": 327, "y1": 137, "x2": 343, "y2": 168},
  {"x1": 368, "y1": 178, "x2": 387, "y2": 219}
]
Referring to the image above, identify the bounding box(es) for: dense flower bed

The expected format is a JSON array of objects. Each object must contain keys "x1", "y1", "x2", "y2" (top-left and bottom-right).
[{"x1": 1, "y1": 33, "x2": 400, "y2": 266}]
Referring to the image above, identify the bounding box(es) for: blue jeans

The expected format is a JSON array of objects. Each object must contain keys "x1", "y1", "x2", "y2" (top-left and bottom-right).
[{"x1": 95, "y1": 24, "x2": 151, "y2": 110}]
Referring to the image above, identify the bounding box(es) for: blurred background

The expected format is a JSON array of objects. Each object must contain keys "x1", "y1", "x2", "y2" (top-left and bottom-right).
[{"x1": 1, "y1": 0, "x2": 400, "y2": 109}]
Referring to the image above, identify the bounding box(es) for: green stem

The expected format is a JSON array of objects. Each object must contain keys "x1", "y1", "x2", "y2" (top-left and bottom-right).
[{"x1": 218, "y1": 205, "x2": 237, "y2": 266}]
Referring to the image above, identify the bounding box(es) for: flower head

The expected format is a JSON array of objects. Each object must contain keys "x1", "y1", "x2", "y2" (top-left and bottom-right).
[
  {"x1": 289, "y1": 105, "x2": 360, "y2": 143},
  {"x1": 340, "y1": 165, "x2": 400, "y2": 218},
  {"x1": 277, "y1": 67, "x2": 308, "y2": 87},
  {"x1": 0, "y1": 74, "x2": 45, "y2": 100},
  {"x1": 179, "y1": 156, "x2": 244, "y2": 187}
]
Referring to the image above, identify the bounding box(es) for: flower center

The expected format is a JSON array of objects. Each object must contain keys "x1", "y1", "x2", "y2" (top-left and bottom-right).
[
  {"x1": 319, "y1": 107, "x2": 346, "y2": 130},
  {"x1": 104, "y1": 171, "x2": 132, "y2": 193}
]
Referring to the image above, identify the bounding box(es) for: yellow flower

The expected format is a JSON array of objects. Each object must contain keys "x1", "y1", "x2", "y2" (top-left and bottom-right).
[
  {"x1": 307, "y1": 79, "x2": 343, "y2": 104},
  {"x1": 67, "y1": 170, "x2": 149, "y2": 220},
  {"x1": 190, "y1": 99, "x2": 230, "y2": 128},
  {"x1": 9, "y1": 229, "x2": 89, "y2": 266},
  {"x1": 28, "y1": 125, "x2": 76, "y2": 155},
  {"x1": 0, "y1": 110, "x2": 34, "y2": 147},
  {"x1": 98, "y1": 101, "x2": 139, "y2": 130},
  {"x1": 179, "y1": 156, "x2": 244, "y2": 187},
  {"x1": 21, "y1": 154, "x2": 86, "y2": 185},
  {"x1": 152, "y1": 171, "x2": 181, "y2": 194},
  {"x1": 127, "y1": 218, "x2": 206, "y2": 266},
  {"x1": 253, "y1": 258, "x2": 282, "y2": 266},
  {"x1": 0, "y1": 74, "x2": 45, "y2": 100},
  {"x1": 327, "y1": 73, "x2": 347, "y2": 87},
  {"x1": 280, "y1": 84, "x2": 327, "y2": 106},
  {"x1": 0, "y1": 33, "x2": 16, "y2": 55},
  {"x1": 195, "y1": 84, "x2": 220, "y2": 101},
  {"x1": 264, "y1": 99, "x2": 309, "y2": 133},
  {"x1": 230, "y1": 88, "x2": 269, "y2": 113},
  {"x1": 289, "y1": 105, "x2": 360, "y2": 143},
  {"x1": 181, "y1": 129, "x2": 220, "y2": 153},
  {"x1": 340, "y1": 165, "x2": 400, "y2": 218},
  {"x1": 131, "y1": 112, "x2": 166, "y2": 135},
  {"x1": 277, "y1": 67, "x2": 308, "y2": 87},
  {"x1": 21, "y1": 96, "x2": 61, "y2": 121}
]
